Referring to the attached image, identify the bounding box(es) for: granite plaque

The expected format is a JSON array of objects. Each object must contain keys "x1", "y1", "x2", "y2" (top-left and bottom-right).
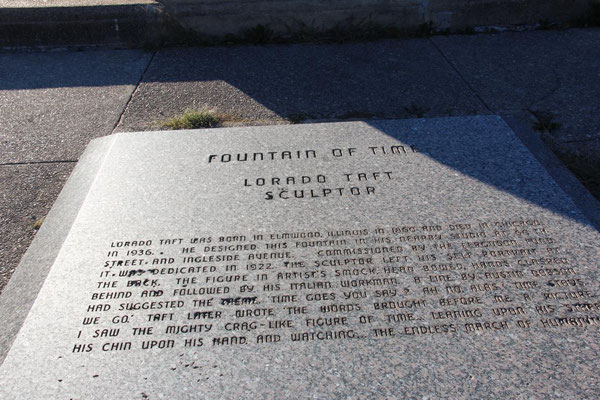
[{"x1": 1, "y1": 117, "x2": 599, "y2": 398}]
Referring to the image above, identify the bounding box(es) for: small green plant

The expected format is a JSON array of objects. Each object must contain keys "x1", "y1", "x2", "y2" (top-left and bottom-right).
[
  {"x1": 529, "y1": 110, "x2": 561, "y2": 134},
  {"x1": 404, "y1": 102, "x2": 430, "y2": 118},
  {"x1": 33, "y1": 216, "x2": 45, "y2": 231},
  {"x1": 162, "y1": 110, "x2": 221, "y2": 129}
]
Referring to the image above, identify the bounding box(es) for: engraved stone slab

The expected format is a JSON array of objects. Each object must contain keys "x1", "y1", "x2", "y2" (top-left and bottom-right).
[{"x1": 1, "y1": 117, "x2": 599, "y2": 399}]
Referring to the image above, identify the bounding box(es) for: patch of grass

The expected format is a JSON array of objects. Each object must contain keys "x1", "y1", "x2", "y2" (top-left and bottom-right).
[
  {"x1": 529, "y1": 110, "x2": 562, "y2": 134},
  {"x1": 404, "y1": 102, "x2": 430, "y2": 118},
  {"x1": 33, "y1": 216, "x2": 45, "y2": 231},
  {"x1": 162, "y1": 110, "x2": 221, "y2": 130}
]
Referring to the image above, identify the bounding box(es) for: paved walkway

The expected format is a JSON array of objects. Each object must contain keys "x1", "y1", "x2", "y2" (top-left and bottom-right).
[{"x1": 1, "y1": 28, "x2": 599, "y2": 293}]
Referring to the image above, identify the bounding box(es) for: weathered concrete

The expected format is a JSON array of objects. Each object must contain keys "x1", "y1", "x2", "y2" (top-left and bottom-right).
[
  {"x1": 0, "y1": 0, "x2": 173, "y2": 47},
  {"x1": 1, "y1": 0, "x2": 595, "y2": 48},
  {"x1": 160, "y1": 0, "x2": 591, "y2": 37}
]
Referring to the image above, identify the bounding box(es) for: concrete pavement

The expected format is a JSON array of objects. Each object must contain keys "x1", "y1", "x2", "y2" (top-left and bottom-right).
[{"x1": 1, "y1": 28, "x2": 599, "y2": 294}]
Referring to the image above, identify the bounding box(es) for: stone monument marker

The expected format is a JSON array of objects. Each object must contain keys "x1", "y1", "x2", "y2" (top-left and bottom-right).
[{"x1": 0, "y1": 116, "x2": 599, "y2": 398}]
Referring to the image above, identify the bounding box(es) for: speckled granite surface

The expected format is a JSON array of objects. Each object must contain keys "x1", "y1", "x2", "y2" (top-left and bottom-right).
[{"x1": 0, "y1": 117, "x2": 598, "y2": 399}]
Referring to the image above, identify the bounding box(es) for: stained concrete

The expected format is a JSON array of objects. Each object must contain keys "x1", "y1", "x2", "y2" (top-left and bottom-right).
[
  {"x1": 161, "y1": 0, "x2": 590, "y2": 37},
  {"x1": 0, "y1": 0, "x2": 167, "y2": 47},
  {"x1": 1, "y1": 0, "x2": 593, "y2": 48}
]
